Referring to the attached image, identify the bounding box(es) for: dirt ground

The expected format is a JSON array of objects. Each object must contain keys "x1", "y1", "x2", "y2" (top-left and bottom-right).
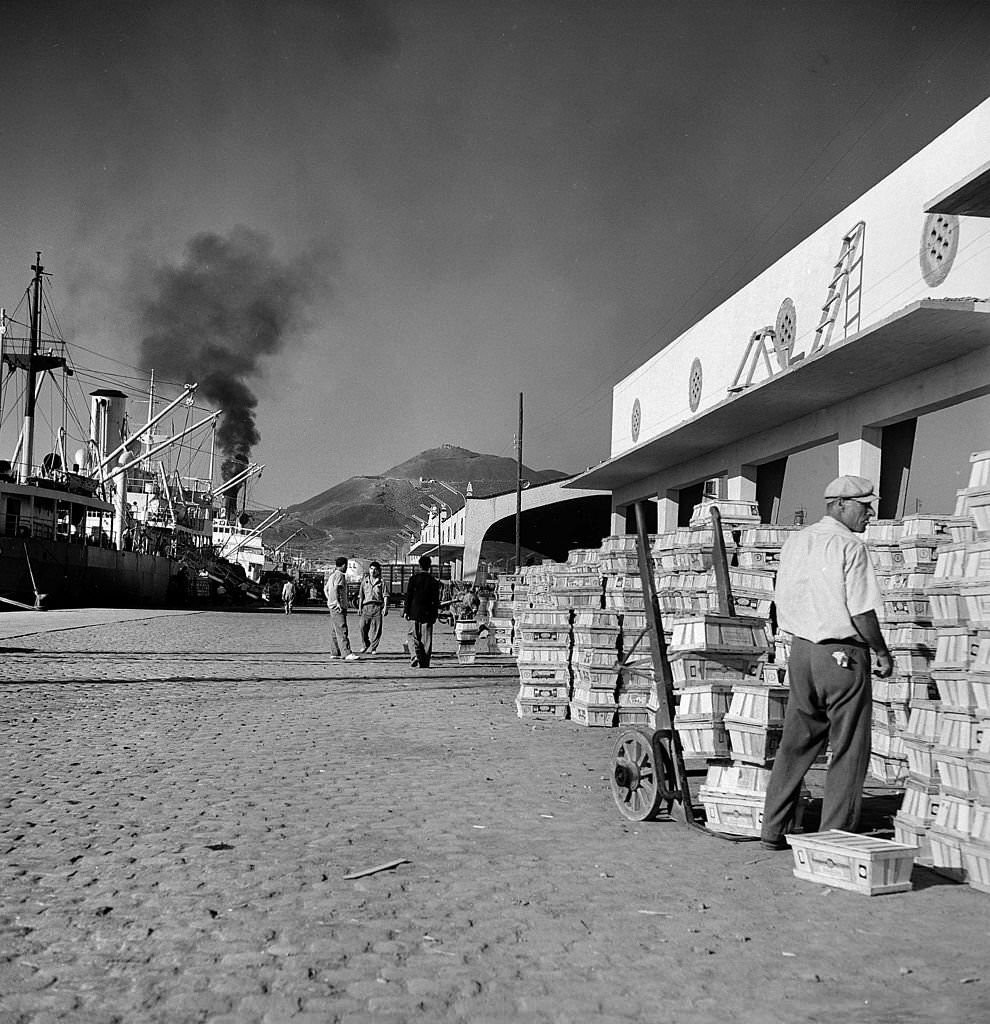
[{"x1": 0, "y1": 607, "x2": 986, "y2": 1023}]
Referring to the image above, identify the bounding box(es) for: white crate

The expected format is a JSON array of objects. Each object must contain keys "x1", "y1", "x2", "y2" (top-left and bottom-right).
[
  {"x1": 899, "y1": 780, "x2": 941, "y2": 824},
  {"x1": 870, "y1": 754, "x2": 908, "y2": 786},
  {"x1": 902, "y1": 701, "x2": 942, "y2": 744},
  {"x1": 961, "y1": 582, "x2": 990, "y2": 629},
  {"x1": 937, "y1": 712, "x2": 984, "y2": 754},
  {"x1": 727, "y1": 684, "x2": 789, "y2": 726},
  {"x1": 892, "y1": 815, "x2": 932, "y2": 864},
  {"x1": 668, "y1": 614, "x2": 767, "y2": 656},
  {"x1": 689, "y1": 498, "x2": 761, "y2": 529},
  {"x1": 675, "y1": 716, "x2": 730, "y2": 757},
  {"x1": 517, "y1": 681, "x2": 571, "y2": 703},
  {"x1": 515, "y1": 698, "x2": 569, "y2": 720},
  {"x1": 927, "y1": 825, "x2": 967, "y2": 882},
  {"x1": 725, "y1": 719, "x2": 782, "y2": 765},
  {"x1": 568, "y1": 701, "x2": 616, "y2": 727},
  {"x1": 960, "y1": 840, "x2": 990, "y2": 894},
  {"x1": 703, "y1": 763, "x2": 773, "y2": 796},
  {"x1": 786, "y1": 831, "x2": 917, "y2": 895},
  {"x1": 933, "y1": 793, "x2": 976, "y2": 835},
  {"x1": 678, "y1": 684, "x2": 733, "y2": 719}
]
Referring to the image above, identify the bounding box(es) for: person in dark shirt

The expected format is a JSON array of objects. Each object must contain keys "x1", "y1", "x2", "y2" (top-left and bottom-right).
[{"x1": 403, "y1": 555, "x2": 441, "y2": 668}]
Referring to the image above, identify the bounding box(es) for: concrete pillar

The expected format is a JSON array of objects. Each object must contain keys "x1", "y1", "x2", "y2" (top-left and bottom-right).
[
  {"x1": 610, "y1": 505, "x2": 626, "y2": 537},
  {"x1": 837, "y1": 426, "x2": 882, "y2": 484},
  {"x1": 658, "y1": 490, "x2": 679, "y2": 531},
  {"x1": 726, "y1": 464, "x2": 758, "y2": 502}
]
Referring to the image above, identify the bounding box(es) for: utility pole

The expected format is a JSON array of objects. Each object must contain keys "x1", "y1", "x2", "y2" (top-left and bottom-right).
[{"x1": 515, "y1": 391, "x2": 523, "y2": 572}]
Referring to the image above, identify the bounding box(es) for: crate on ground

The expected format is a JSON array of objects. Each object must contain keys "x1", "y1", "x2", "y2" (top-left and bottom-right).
[
  {"x1": 515, "y1": 697, "x2": 569, "y2": 720},
  {"x1": 785, "y1": 830, "x2": 918, "y2": 895},
  {"x1": 960, "y1": 840, "x2": 990, "y2": 895},
  {"x1": 927, "y1": 825, "x2": 967, "y2": 881},
  {"x1": 893, "y1": 815, "x2": 932, "y2": 864},
  {"x1": 569, "y1": 701, "x2": 616, "y2": 727}
]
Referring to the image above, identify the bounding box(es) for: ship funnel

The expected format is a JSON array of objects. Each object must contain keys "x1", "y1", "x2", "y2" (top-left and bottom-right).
[{"x1": 89, "y1": 389, "x2": 129, "y2": 461}]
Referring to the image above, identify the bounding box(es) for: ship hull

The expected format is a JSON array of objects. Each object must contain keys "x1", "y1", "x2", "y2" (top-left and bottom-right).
[{"x1": 1, "y1": 537, "x2": 174, "y2": 609}]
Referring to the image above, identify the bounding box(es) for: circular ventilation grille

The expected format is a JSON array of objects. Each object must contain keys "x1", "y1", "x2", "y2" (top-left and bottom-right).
[
  {"x1": 920, "y1": 213, "x2": 959, "y2": 287},
  {"x1": 631, "y1": 398, "x2": 641, "y2": 442},
  {"x1": 774, "y1": 298, "x2": 797, "y2": 369},
  {"x1": 688, "y1": 358, "x2": 703, "y2": 412}
]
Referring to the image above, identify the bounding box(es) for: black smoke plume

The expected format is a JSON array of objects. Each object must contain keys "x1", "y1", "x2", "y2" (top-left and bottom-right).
[{"x1": 136, "y1": 227, "x2": 328, "y2": 507}]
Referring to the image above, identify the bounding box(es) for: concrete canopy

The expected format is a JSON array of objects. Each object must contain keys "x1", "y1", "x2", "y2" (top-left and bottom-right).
[{"x1": 568, "y1": 300, "x2": 990, "y2": 493}]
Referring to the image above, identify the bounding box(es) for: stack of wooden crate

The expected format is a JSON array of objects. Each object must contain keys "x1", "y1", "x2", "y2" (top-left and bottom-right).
[
  {"x1": 570, "y1": 609, "x2": 622, "y2": 727},
  {"x1": 667, "y1": 614, "x2": 768, "y2": 761},
  {"x1": 488, "y1": 574, "x2": 520, "y2": 654},
  {"x1": 514, "y1": 607, "x2": 573, "y2": 720}
]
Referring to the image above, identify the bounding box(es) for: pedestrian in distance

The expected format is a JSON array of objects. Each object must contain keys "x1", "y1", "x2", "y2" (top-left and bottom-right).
[
  {"x1": 325, "y1": 557, "x2": 359, "y2": 661},
  {"x1": 760, "y1": 475, "x2": 893, "y2": 851},
  {"x1": 357, "y1": 560, "x2": 388, "y2": 654},
  {"x1": 281, "y1": 578, "x2": 296, "y2": 615},
  {"x1": 403, "y1": 554, "x2": 441, "y2": 668}
]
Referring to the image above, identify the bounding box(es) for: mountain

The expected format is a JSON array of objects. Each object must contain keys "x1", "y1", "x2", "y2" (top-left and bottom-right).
[{"x1": 265, "y1": 445, "x2": 570, "y2": 564}]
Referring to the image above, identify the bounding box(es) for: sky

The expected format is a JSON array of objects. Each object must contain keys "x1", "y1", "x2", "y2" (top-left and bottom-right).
[{"x1": 0, "y1": 0, "x2": 989, "y2": 514}]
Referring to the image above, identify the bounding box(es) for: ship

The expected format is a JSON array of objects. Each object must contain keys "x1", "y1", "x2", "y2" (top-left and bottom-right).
[{"x1": 0, "y1": 254, "x2": 281, "y2": 609}]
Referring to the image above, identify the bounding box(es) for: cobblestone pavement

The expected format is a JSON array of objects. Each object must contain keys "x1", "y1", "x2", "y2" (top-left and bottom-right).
[{"x1": 1, "y1": 608, "x2": 987, "y2": 1024}]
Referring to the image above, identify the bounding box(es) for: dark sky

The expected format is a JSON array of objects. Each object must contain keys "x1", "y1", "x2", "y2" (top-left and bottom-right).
[{"x1": 1, "y1": 0, "x2": 988, "y2": 508}]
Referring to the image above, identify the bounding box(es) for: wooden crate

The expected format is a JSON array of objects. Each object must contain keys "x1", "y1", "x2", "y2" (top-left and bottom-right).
[
  {"x1": 616, "y1": 706, "x2": 654, "y2": 726},
  {"x1": 515, "y1": 698, "x2": 569, "y2": 720},
  {"x1": 961, "y1": 582, "x2": 990, "y2": 629},
  {"x1": 970, "y1": 803, "x2": 990, "y2": 844},
  {"x1": 728, "y1": 684, "x2": 789, "y2": 726},
  {"x1": 668, "y1": 614, "x2": 767, "y2": 657},
  {"x1": 517, "y1": 681, "x2": 571, "y2": 703},
  {"x1": 698, "y1": 789, "x2": 766, "y2": 837},
  {"x1": 517, "y1": 645, "x2": 571, "y2": 666},
  {"x1": 927, "y1": 825, "x2": 967, "y2": 881},
  {"x1": 569, "y1": 701, "x2": 616, "y2": 727},
  {"x1": 704, "y1": 763, "x2": 773, "y2": 795},
  {"x1": 786, "y1": 830, "x2": 918, "y2": 895},
  {"x1": 961, "y1": 840, "x2": 990, "y2": 895},
  {"x1": 893, "y1": 815, "x2": 932, "y2": 865},
  {"x1": 724, "y1": 719, "x2": 782, "y2": 765},
  {"x1": 572, "y1": 609, "x2": 621, "y2": 629},
  {"x1": 518, "y1": 664, "x2": 571, "y2": 685},
  {"x1": 899, "y1": 779, "x2": 940, "y2": 824},
  {"x1": 870, "y1": 754, "x2": 908, "y2": 786},
  {"x1": 675, "y1": 716, "x2": 730, "y2": 758},
  {"x1": 902, "y1": 701, "x2": 942, "y2": 745},
  {"x1": 882, "y1": 591, "x2": 932, "y2": 624},
  {"x1": 678, "y1": 684, "x2": 733, "y2": 718},
  {"x1": 933, "y1": 793, "x2": 975, "y2": 836},
  {"x1": 669, "y1": 655, "x2": 762, "y2": 687},
  {"x1": 689, "y1": 498, "x2": 760, "y2": 529},
  {"x1": 970, "y1": 753, "x2": 990, "y2": 803},
  {"x1": 937, "y1": 711, "x2": 983, "y2": 754},
  {"x1": 571, "y1": 685, "x2": 621, "y2": 706}
]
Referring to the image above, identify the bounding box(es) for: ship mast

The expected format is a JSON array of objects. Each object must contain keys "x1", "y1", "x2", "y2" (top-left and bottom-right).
[{"x1": 18, "y1": 254, "x2": 44, "y2": 483}]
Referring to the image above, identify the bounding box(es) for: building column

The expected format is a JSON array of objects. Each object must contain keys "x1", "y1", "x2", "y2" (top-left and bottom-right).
[
  {"x1": 658, "y1": 490, "x2": 678, "y2": 532},
  {"x1": 837, "y1": 426, "x2": 882, "y2": 484},
  {"x1": 610, "y1": 504, "x2": 626, "y2": 537}
]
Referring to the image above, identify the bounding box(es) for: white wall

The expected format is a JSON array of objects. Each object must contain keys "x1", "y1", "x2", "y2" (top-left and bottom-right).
[{"x1": 611, "y1": 96, "x2": 990, "y2": 459}]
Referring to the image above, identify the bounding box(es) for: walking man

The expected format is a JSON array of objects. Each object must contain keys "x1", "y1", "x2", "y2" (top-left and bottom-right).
[
  {"x1": 358, "y1": 561, "x2": 388, "y2": 654},
  {"x1": 403, "y1": 555, "x2": 441, "y2": 668},
  {"x1": 760, "y1": 475, "x2": 893, "y2": 850},
  {"x1": 281, "y1": 578, "x2": 296, "y2": 615},
  {"x1": 325, "y1": 557, "x2": 359, "y2": 661}
]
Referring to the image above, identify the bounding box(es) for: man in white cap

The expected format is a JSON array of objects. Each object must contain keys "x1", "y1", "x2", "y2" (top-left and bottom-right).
[{"x1": 760, "y1": 475, "x2": 893, "y2": 850}]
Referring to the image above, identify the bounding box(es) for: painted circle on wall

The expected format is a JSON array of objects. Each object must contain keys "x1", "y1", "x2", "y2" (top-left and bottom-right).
[
  {"x1": 774, "y1": 297, "x2": 797, "y2": 368},
  {"x1": 920, "y1": 213, "x2": 959, "y2": 287},
  {"x1": 688, "y1": 358, "x2": 703, "y2": 412},
  {"x1": 631, "y1": 398, "x2": 641, "y2": 442}
]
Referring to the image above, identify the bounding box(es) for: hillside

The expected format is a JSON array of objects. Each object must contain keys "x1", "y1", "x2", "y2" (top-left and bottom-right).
[{"x1": 265, "y1": 445, "x2": 570, "y2": 564}]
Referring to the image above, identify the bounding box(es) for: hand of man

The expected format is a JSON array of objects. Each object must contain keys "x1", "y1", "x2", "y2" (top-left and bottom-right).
[{"x1": 873, "y1": 651, "x2": 894, "y2": 678}]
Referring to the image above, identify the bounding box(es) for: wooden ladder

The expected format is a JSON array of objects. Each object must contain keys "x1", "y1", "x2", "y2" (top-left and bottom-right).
[{"x1": 810, "y1": 220, "x2": 866, "y2": 355}]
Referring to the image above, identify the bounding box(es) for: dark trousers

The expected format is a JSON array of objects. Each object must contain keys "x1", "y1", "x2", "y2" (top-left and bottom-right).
[
  {"x1": 407, "y1": 619, "x2": 434, "y2": 667},
  {"x1": 761, "y1": 636, "x2": 873, "y2": 842}
]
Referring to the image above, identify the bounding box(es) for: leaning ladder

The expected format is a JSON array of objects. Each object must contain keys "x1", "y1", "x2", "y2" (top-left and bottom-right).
[{"x1": 810, "y1": 220, "x2": 866, "y2": 355}]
